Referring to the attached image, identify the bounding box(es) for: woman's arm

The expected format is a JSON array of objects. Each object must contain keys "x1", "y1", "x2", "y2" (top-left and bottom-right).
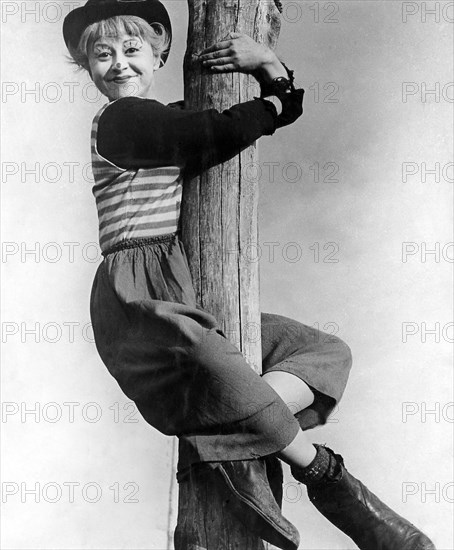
[
  {"x1": 199, "y1": 32, "x2": 288, "y2": 82},
  {"x1": 97, "y1": 33, "x2": 304, "y2": 178},
  {"x1": 97, "y1": 95, "x2": 281, "y2": 178},
  {"x1": 199, "y1": 32, "x2": 304, "y2": 123}
]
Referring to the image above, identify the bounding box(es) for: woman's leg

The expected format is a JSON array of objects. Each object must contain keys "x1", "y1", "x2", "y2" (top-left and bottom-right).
[
  {"x1": 261, "y1": 315, "x2": 435, "y2": 550},
  {"x1": 262, "y1": 371, "x2": 317, "y2": 468}
]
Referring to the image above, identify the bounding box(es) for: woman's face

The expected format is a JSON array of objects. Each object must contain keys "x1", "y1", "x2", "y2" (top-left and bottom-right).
[{"x1": 88, "y1": 32, "x2": 160, "y2": 101}]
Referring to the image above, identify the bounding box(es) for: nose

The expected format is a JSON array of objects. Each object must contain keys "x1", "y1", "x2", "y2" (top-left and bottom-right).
[{"x1": 112, "y1": 56, "x2": 128, "y2": 72}]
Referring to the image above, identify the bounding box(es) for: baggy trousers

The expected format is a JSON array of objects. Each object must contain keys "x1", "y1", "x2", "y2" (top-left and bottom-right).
[{"x1": 90, "y1": 233, "x2": 352, "y2": 470}]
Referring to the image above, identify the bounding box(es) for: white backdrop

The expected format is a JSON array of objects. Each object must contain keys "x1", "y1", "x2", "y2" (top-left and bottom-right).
[{"x1": 1, "y1": 1, "x2": 453, "y2": 549}]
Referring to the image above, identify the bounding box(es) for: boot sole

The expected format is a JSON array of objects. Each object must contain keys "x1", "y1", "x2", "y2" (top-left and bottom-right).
[{"x1": 216, "y1": 464, "x2": 300, "y2": 550}]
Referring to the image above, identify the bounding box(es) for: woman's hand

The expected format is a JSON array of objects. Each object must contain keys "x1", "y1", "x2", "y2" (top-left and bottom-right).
[{"x1": 198, "y1": 32, "x2": 287, "y2": 82}]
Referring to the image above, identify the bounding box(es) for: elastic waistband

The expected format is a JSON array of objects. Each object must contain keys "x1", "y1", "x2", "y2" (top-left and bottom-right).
[{"x1": 102, "y1": 232, "x2": 178, "y2": 257}]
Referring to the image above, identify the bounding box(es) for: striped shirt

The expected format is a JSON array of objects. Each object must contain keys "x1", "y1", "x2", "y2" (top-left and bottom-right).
[
  {"x1": 91, "y1": 102, "x2": 182, "y2": 253},
  {"x1": 90, "y1": 94, "x2": 289, "y2": 252}
]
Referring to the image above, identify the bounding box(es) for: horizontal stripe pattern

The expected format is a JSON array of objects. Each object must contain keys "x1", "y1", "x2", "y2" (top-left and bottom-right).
[{"x1": 90, "y1": 102, "x2": 183, "y2": 253}]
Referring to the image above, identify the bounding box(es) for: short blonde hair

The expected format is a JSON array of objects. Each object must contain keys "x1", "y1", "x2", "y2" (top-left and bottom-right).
[{"x1": 68, "y1": 15, "x2": 171, "y2": 71}]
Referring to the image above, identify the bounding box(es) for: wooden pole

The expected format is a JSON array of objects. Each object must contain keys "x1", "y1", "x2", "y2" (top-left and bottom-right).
[
  {"x1": 175, "y1": 1, "x2": 282, "y2": 548},
  {"x1": 180, "y1": 0, "x2": 281, "y2": 370}
]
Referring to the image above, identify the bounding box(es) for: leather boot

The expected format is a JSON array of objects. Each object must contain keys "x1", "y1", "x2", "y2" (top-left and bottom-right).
[
  {"x1": 293, "y1": 445, "x2": 435, "y2": 550},
  {"x1": 265, "y1": 453, "x2": 285, "y2": 507},
  {"x1": 215, "y1": 458, "x2": 300, "y2": 550}
]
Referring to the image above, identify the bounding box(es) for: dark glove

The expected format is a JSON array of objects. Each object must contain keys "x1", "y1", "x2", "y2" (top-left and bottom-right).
[
  {"x1": 259, "y1": 62, "x2": 296, "y2": 98},
  {"x1": 259, "y1": 63, "x2": 304, "y2": 129},
  {"x1": 272, "y1": 88, "x2": 304, "y2": 128}
]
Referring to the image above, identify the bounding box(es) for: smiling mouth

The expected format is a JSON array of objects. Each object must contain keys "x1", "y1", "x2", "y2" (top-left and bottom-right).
[{"x1": 111, "y1": 76, "x2": 136, "y2": 83}]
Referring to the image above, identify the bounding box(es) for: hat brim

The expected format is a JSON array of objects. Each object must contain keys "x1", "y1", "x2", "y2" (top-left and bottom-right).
[{"x1": 63, "y1": 0, "x2": 172, "y2": 64}]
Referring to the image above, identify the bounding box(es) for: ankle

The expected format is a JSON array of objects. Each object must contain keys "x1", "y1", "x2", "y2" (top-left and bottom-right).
[
  {"x1": 291, "y1": 444, "x2": 342, "y2": 485},
  {"x1": 291, "y1": 444, "x2": 330, "y2": 484}
]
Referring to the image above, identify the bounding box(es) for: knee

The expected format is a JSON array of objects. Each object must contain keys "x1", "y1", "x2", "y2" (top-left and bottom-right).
[{"x1": 329, "y1": 335, "x2": 353, "y2": 367}]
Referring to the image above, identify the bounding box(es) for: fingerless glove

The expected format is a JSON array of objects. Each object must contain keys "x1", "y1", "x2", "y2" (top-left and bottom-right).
[{"x1": 259, "y1": 62, "x2": 304, "y2": 129}]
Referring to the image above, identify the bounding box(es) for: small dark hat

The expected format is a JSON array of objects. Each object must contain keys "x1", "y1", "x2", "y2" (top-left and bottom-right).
[{"x1": 63, "y1": 0, "x2": 172, "y2": 64}]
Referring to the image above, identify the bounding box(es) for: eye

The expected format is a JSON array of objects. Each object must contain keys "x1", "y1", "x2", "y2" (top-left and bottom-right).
[
  {"x1": 93, "y1": 45, "x2": 112, "y2": 60},
  {"x1": 124, "y1": 39, "x2": 142, "y2": 54}
]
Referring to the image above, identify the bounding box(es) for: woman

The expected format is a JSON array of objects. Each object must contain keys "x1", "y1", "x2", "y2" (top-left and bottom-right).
[{"x1": 63, "y1": 1, "x2": 435, "y2": 548}]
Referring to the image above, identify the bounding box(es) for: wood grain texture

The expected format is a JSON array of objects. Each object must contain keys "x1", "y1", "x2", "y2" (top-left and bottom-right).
[
  {"x1": 180, "y1": 0, "x2": 281, "y2": 372},
  {"x1": 176, "y1": 1, "x2": 282, "y2": 548},
  {"x1": 174, "y1": 466, "x2": 266, "y2": 550}
]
